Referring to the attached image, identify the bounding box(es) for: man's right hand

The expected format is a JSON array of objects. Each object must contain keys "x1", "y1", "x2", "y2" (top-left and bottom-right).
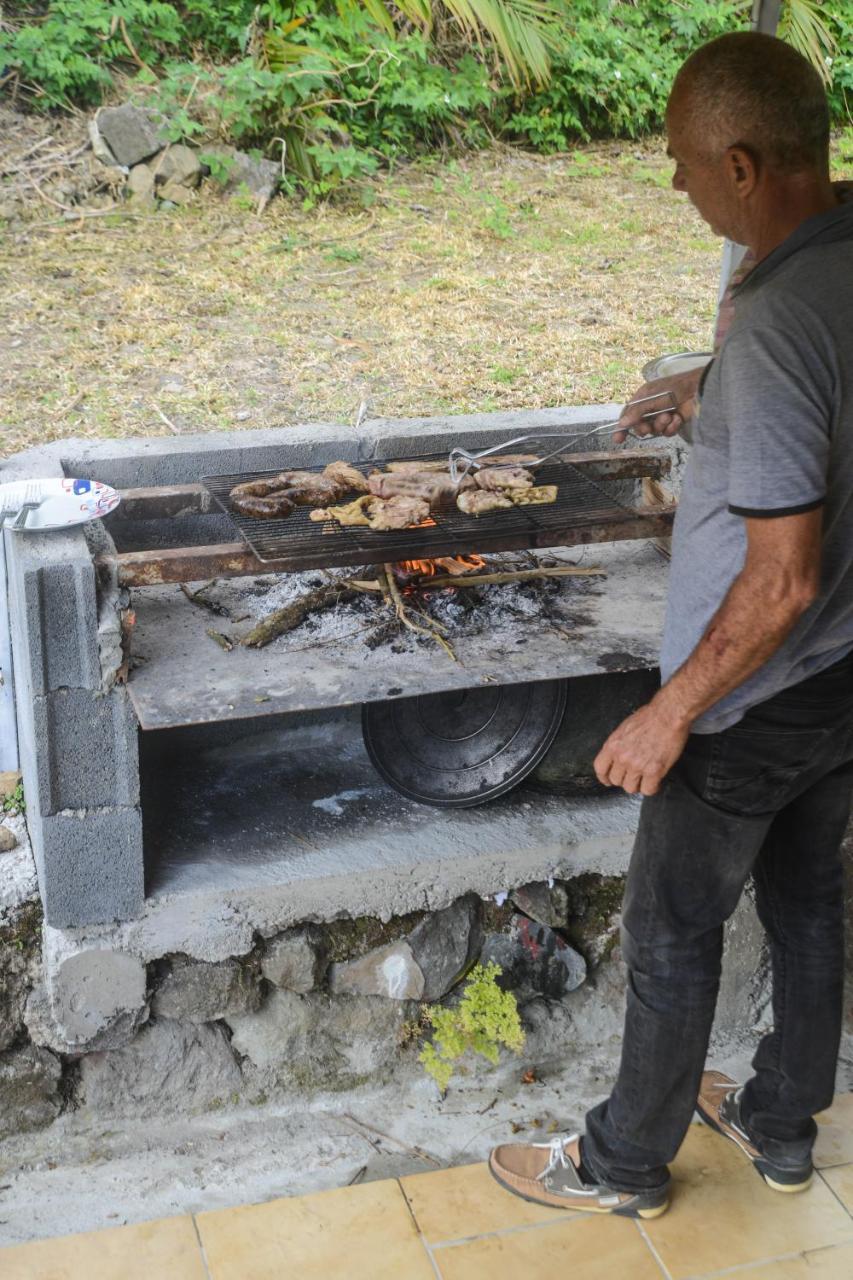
[{"x1": 613, "y1": 368, "x2": 704, "y2": 444}]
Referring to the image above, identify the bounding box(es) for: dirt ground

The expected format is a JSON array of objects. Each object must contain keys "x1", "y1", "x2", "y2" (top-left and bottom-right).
[
  {"x1": 0, "y1": 128, "x2": 725, "y2": 462},
  {"x1": 3, "y1": 113, "x2": 852, "y2": 463}
]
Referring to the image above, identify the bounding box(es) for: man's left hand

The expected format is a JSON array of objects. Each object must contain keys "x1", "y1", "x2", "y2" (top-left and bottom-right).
[{"x1": 593, "y1": 701, "x2": 690, "y2": 796}]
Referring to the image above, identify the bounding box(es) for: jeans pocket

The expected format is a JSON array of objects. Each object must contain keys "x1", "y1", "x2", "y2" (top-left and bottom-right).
[{"x1": 705, "y1": 724, "x2": 834, "y2": 817}]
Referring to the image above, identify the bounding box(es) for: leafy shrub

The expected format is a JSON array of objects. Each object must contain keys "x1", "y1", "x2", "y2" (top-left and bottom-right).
[
  {"x1": 1, "y1": 1, "x2": 850, "y2": 195},
  {"x1": 503, "y1": 0, "x2": 746, "y2": 149},
  {"x1": 419, "y1": 962, "x2": 526, "y2": 1093}
]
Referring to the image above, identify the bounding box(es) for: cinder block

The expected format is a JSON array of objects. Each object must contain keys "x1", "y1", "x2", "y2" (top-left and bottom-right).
[
  {"x1": 27, "y1": 805, "x2": 144, "y2": 927},
  {"x1": 7, "y1": 529, "x2": 101, "y2": 694},
  {"x1": 23, "y1": 686, "x2": 140, "y2": 815}
]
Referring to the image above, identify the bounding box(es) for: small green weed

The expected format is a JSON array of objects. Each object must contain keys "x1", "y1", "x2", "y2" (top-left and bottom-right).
[
  {"x1": 491, "y1": 365, "x2": 518, "y2": 384},
  {"x1": 1, "y1": 782, "x2": 25, "y2": 816},
  {"x1": 324, "y1": 245, "x2": 363, "y2": 263},
  {"x1": 420, "y1": 962, "x2": 525, "y2": 1093}
]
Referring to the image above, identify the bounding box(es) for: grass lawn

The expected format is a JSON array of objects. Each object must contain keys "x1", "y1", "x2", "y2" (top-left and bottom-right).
[{"x1": 2, "y1": 132, "x2": 851, "y2": 460}]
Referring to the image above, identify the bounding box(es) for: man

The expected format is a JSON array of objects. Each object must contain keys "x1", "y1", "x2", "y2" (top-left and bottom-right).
[{"x1": 489, "y1": 31, "x2": 853, "y2": 1219}]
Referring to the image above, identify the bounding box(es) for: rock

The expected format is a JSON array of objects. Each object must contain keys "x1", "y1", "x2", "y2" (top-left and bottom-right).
[
  {"x1": 227, "y1": 988, "x2": 412, "y2": 1088},
  {"x1": 78, "y1": 1018, "x2": 242, "y2": 1115},
  {"x1": 261, "y1": 927, "x2": 328, "y2": 994},
  {"x1": 27, "y1": 943, "x2": 148, "y2": 1053},
  {"x1": 481, "y1": 914, "x2": 586, "y2": 1003},
  {"x1": 96, "y1": 105, "x2": 167, "y2": 167},
  {"x1": 0, "y1": 771, "x2": 22, "y2": 800},
  {"x1": 153, "y1": 144, "x2": 201, "y2": 188},
  {"x1": 328, "y1": 941, "x2": 424, "y2": 999},
  {"x1": 407, "y1": 895, "x2": 483, "y2": 1000},
  {"x1": 87, "y1": 117, "x2": 118, "y2": 167},
  {"x1": 0, "y1": 1044, "x2": 62, "y2": 1139},
  {"x1": 157, "y1": 178, "x2": 195, "y2": 205},
  {"x1": 0, "y1": 902, "x2": 41, "y2": 1051},
  {"x1": 126, "y1": 163, "x2": 155, "y2": 205},
  {"x1": 202, "y1": 144, "x2": 279, "y2": 203},
  {"x1": 151, "y1": 956, "x2": 261, "y2": 1023},
  {"x1": 563, "y1": 873, "x2": 624, "y2": 967},
  {"x1": 511, "y1": 881, "x2": 569, "y2": 930},
  {"x1": 0, "y1": 825, "x2": 18, "y2": 853}
]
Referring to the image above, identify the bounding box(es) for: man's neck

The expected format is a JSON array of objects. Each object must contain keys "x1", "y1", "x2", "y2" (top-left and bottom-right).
[{"x1": 746, "y1": 175, "x2": 839, "y2": 261}]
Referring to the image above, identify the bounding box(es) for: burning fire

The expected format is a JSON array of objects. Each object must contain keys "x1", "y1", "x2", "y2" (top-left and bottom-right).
[{"x1": 397, "y1": 553, "x2": 487, "y2": 579}]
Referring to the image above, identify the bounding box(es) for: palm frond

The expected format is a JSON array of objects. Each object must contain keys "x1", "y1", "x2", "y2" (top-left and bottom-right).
[{"x1": 779, "y1": 0, "x2": 836, "y2": 84}]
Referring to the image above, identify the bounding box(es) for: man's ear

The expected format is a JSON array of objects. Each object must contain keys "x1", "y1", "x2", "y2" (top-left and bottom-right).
[{"x1": 724, "y1": 145, "x2": 758, "y2": 198}]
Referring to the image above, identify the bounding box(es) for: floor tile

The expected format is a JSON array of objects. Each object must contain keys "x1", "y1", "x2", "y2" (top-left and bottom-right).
[
  {"x1": 642, "y1": 1125, "x2": 853, "y2": 1280},
  {"x1": 820, "y1": 1164, "x2": 853, "y2": 1215},
  {"x1": 815, "y1": 1094, "x2": 853, "y2": 1169},
  {"x1": 401, "y1": 1159, "x2": 559, "y2": 1243},
  {"x1": 0, "y1": 1215, "x2": 206, "y2": 1280},
  {"x1": 710, "y1": 1241, "x2": 853, "y2": 1278},
  {"x1": 196, "y1": 1177, "x2": 434, "y2": 1280},
  {"x1": 433, "y1": 1214, "x2": 663, "y2": 1280}
]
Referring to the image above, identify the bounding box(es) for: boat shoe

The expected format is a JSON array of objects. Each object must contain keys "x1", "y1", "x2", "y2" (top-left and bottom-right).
[
  {"x1": 488, "y1": 1132, "x2": 670, "y2": 1219},
  {"x1": 696, "y1": 1071, "x2": 814, "y2": 1192}
]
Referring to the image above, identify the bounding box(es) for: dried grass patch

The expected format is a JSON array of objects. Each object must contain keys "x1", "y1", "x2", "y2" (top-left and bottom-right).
[{"x1": 2, "y1": 135, "x2": 844, "y2": 460}]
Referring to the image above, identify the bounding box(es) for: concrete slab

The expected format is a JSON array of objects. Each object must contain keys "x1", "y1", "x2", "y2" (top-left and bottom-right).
[
  {"x1": 123, "y1": 711, "x2": 642, "y2": 961},
  {"x1": 127, "y1": 541, "x2": 668, "y2": 729}
]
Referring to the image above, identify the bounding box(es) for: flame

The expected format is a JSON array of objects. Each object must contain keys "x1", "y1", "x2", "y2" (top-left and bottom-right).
[{"x1": 397, "y1": 553, "x2": 486, "y2": 579}]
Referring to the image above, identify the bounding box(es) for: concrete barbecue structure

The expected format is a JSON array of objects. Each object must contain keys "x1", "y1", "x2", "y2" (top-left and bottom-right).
[{"x1": 1, "y1": 408, "x2": 781, "y2": 1126}]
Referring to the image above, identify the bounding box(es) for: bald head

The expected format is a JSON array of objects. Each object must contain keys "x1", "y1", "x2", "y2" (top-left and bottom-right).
[{"x1": 669, "y1": 32, "x2": 830, "y2": 176}]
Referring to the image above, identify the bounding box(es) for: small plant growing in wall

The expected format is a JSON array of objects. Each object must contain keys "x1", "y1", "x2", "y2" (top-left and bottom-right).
[{"x1": 420, "y1": 962, "x2": 525, "y2": 1093}]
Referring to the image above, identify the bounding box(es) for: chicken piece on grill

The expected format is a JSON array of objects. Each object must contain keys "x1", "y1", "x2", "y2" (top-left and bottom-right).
[
  {"x1": 310, "y1": 493, "x2": 430, "y2": 530},
  {"x1": 309, "y1": 495, "x2": 372, "y2": 526},
  {"x1": 456, "y1": 489, "x2": 514, "y2": 516},
  {"x1": 512, "y1": 484, "x2": 558, "y2": 506},
  {"x1": 473, "y1": 466, "x2": 534, "y2": 493},
  {"x1": 366, "y1": 494, "x2": 430, "y2": 529},
  {"x1": 322, "y1": 460, "x2": 370, "y2": 493}
]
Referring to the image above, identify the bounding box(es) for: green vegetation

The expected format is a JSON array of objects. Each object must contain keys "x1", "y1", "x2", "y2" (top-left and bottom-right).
[
  {"x1": 1, "y1": 781, "x2": 25, "y2": 816},
  {"x1": 1, "y1": 3, "x2": 850, "y2": 198},
  {"x1": 420, "y1": 962, "x2": 525, "y2": 1092}
]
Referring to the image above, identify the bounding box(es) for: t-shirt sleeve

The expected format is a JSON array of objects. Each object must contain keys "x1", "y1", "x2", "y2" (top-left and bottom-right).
[{"x1": 721, "y1": 320, "x2": 832, "y2": 518}]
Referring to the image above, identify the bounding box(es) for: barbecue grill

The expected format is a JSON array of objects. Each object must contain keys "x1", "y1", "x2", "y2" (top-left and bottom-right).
[{"x1": 201, "y1": 452, "x2": 665, "y2": 572}]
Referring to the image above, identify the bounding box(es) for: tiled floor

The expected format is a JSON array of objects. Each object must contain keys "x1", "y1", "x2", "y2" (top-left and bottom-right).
[{"x1": 2, "y1": 1095, "x2": 851, "y2": 1279}]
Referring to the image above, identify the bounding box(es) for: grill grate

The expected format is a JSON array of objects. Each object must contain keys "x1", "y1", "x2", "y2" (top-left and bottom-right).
[{"x1": 202, "y1": 453, "x2": 646, "y2": 571}]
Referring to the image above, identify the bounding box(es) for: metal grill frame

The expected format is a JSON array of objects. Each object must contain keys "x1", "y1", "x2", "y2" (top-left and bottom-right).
[{"x1": 202, "y1": 453, "x2": 648, "y2": 571}]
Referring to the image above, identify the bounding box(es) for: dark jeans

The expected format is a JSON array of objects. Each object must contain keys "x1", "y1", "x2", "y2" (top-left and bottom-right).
[{"x1": 583, "y1": 650, "x2": 853, "y2": 1193}]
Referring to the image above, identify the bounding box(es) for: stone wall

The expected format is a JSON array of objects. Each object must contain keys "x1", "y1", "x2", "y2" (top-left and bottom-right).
[{"x1": 1, "y1": 824, "x2": 783, "y2": 1137}]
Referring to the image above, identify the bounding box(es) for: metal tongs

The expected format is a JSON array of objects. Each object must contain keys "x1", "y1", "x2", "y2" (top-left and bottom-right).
[{"x1": 448, "y1": 390, "x2": 678, "y2": 485}]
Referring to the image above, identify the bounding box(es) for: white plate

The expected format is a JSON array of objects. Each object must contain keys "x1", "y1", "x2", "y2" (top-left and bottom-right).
[
  {"x1": 642, "y1": 351, "x2": 713, "y2": 382},
  {"x1": 0, "y1": 478, "x2": 120, "y2": 531}
]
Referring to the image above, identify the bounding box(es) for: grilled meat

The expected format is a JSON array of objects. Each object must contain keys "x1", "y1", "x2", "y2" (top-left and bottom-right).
[
  {"x1": 367, "y1": 470, "x2": 471, "y2": 503},
  {"x1": 473, "y1": 466, "x2": 534, "y2": 493},
  {"x1": 310, "y1": 493, "x2": 430, "y2": 529},
  {"x1": 512, "y1": 484, "x2": 557, "y2": 506},
  {"x1": 322, "y1": 460, "x2": 370, "y2": 493},
  {"x1": 384, "y1": 454, "x2": 538, "y2": 473},
  {"x1": 456, "y1": 489, "x2": 514, "y2": 516},
  {"x1": 366, "y1": 494, "x2": 430, "y2": 529},
  {"x1": 230, "y1": 491, "x2": 295, "y2": 519},
  {"x1": 229, "y1": 473, "x2": 295, "y2": 500}
]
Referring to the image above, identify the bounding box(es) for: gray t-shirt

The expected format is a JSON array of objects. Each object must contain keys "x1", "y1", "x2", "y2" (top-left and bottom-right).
[{"x1": 661, "y1": 200, "x2": 853, "y2": 733}]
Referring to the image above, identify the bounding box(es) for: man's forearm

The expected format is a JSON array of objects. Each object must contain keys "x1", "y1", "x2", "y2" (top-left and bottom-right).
[{"x1": 653, "y1": 567, "x2": 816, "y2": 730}]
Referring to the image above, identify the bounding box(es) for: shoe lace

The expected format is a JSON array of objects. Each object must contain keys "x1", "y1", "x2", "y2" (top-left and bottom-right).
[{"x1": 532, "y1": 1132, "x2": 579, "y2": 1182}]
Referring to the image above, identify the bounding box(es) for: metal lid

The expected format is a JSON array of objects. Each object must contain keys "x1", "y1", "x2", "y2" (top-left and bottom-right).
[
  {"x1": 642, "y1": 351, "x2": 713, "y2": 383},
  {"x1": 362, "y1": 679, "x2": 567, "y2": 808}
]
